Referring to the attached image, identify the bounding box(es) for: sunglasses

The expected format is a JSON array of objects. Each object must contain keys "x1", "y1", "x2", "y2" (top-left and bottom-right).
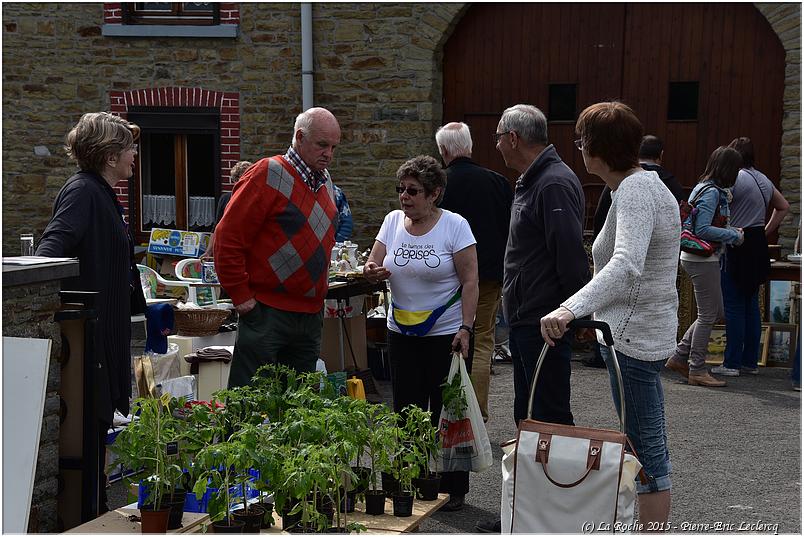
[{"x1": 396, "y1": 185, "x2": 425, "y2": 196}]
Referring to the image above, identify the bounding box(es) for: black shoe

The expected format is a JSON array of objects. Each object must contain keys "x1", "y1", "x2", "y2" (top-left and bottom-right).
[
  {"x1": 475, "y1": 518, "x2": 501, "y2": 533},
  {"x1": 581, "y1": 356, "x2": 606, "y2": 369},
  {"x1": 439, "y1": 495, "x2": 464, "y2": 512}
]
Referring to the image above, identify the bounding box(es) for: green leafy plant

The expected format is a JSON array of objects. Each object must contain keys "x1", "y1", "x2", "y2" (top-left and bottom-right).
[
  {"x1": 364, "y1": 404, "x2": 396, "y2": 492},
  {"x1": 403, "y1": 405, "x2": 440, "y2": 479},
  {"x1": 108, "y1": 394, "x2": 186, "y2": 512},
  {"x1": 441, "y1": 372, "x2": 468, "y2": 418}
]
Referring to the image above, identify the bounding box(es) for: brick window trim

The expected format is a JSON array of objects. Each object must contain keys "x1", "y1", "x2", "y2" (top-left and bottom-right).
[
  {"x1": 109, "y1": 87, "x2": 241, "y2": 224},
  {"x1": 103, "y1": 2, "x2": 240, "y2": 25}
]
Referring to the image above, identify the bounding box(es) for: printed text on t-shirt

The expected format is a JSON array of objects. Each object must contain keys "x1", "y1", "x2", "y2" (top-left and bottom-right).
[{"x1": 393, "y1": 242, "x2": 441, "y2": 268}]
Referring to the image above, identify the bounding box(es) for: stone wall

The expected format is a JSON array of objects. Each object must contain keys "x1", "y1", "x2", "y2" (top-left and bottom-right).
[
  {"x1": 2, "y1": 3, "x2": 799, "y2": 253},
  {"x1": 2, "y1": 279, "x2": 63, "y2": 533},
  {"x1": 757, "y1": 3, "x2": 802, "y2": 251}
]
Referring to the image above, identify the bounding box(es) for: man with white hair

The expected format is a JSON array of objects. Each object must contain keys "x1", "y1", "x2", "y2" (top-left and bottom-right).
[
  {"x1": 437, "y1": 122, "x2": 512, "y2": 426},
  {"x1": 215, "y1": 107, "x2": 340, "y2": 385}
]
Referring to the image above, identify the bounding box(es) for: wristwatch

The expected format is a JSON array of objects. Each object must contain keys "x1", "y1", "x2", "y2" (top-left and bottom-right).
[{"x1": 459, "y1": 324, "x2": 474, "y2": 335}]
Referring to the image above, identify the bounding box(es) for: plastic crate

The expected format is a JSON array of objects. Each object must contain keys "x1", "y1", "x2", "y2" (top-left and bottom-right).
[{"x1": 139, "y1": 474, "x2": 259, "y2": 512}]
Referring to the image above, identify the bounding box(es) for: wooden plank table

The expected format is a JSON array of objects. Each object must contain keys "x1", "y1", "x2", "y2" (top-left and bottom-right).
[
  {"x1": 65, "y1": 507, "x2": 207, "y2": 533},
  {"x1": 261, "y1": 494, "x2": 448, "y2": 534},
  {"x1": 66, "y1": 494, "x2": 447, "y2": 534}
]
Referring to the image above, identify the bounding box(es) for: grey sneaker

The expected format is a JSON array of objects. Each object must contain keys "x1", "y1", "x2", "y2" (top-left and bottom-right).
[
  {"x1": 711, "y1": 365, "x2": 740, "y2": 376},
  {"x1": 741, "y1": 367, "x2": 759, "y2": 375}
]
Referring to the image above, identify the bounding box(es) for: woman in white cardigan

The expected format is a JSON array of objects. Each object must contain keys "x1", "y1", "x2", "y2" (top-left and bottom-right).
[{"x1": 540, "y1": 102, "x2": 680, "y2": 529}]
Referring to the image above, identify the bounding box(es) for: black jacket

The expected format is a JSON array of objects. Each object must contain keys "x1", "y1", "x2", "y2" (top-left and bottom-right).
[
  {"x1": 440, "y1": 157, "x2": 513, "y2": 283},
  {"x1": 503, "y1": 145, "x2": 590, "y2": 327},
  {"x1": 593, "y1": 162, "x2": 685, "y2": 238},
  {"x1": 37, "y1": 171, "x2": 132, "y2": 425}
]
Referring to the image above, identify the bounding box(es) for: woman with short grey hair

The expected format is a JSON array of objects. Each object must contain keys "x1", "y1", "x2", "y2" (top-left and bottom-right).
[{"x1": 364, "y1": 154, "x2": 479, "y2": 511}]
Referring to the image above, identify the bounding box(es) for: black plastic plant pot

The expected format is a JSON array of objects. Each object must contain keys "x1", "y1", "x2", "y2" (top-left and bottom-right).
[
  {"x1": 253, "y1": 501, "x2": 274, "y2": 528},
  {"x1": 413, "y1": 473, "x2": 442, "y2": 501},
  {"x1": 165, "y1": 492, "x2": 187, "y2": 530},
  {"x1": 338, "y1": 489, "x2": 356, "y2": 513},
  {"x1": 365, "y1": 490, "x2": 386, "y2": 516},
  {"x1": 392, "y1": 492, "x2": 414, "y2": 517},
  {"x1": 381, "y1": 472, "x2": 400, "y2": 498},
  {"x1": 350, "y1": 466, "x2": 371, "y2": 494},
  {"x1": 232, "y1": 505, "x2": 265, "y2": 533},
  {"x1": 211, "y1": 518, "x2": 246, "y2": 533},
  {"x1": 281, "y1": 506, "x2": 302, "y2": 531}
]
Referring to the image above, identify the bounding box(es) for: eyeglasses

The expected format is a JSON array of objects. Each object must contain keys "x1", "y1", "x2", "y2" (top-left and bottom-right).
[
  {"x1": 396, "y1": 185, "x2": 424, "y2": 196},
  {"x1": 574, "y1": 139, "x2": 584, "y2": 151},
  {"x1": 493, "y1": 131, "x2": 512, "y2": 143}
]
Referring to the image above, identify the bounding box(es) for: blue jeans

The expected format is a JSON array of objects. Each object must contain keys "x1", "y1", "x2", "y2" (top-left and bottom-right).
[
  {"x1": 721, "y1": 267, "x2": 762, "y2": 370},
  {"x1": 600, "y1": 346, "x2": 672, "y2": 494},
  {"x1": 510, "y1": 325, "x2": 574, "y2": 426}
]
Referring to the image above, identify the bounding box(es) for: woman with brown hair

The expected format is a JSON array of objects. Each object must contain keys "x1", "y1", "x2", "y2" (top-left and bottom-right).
[
  {"x1": 667, "y1": 147, "x2": 745, "y2": 386},
  {"x1": 540, "y1": 102, "x2": 680, "y2": 527},
  {"x1": 36, "y1": 111, "x2": 141, "y2": 512}
]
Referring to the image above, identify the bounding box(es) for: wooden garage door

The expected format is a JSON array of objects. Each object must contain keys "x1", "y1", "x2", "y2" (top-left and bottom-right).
[{"x1": 443, "y1": 3, "x2": 785, "y2": 230}]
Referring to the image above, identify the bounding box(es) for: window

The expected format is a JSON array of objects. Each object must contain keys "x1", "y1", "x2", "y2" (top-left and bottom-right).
[
  {"x1": 667, "y1": 82, "x2": 699, "y2": 121},
  {"x1": 123, "y1": 2, "x2": 219, "y2": 25},
  {"x1": 127, "y1": 108, "x2": 220, "y2": 239},
  {"x1": 548, "y1": 84, "x2": 577, "y2": 122}
]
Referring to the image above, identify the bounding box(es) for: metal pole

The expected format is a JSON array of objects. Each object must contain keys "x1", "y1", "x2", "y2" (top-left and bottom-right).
[{"x1": 301, "y1": 3, "x2": 314, "y2": 111}]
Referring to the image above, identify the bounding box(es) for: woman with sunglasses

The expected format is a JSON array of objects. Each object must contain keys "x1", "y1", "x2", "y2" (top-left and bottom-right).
[{"x1": 363, "y1": 155, "x2": 479, "y2": 511}]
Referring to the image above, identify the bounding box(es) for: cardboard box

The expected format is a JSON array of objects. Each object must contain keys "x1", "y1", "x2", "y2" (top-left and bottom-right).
[
  {"x1": 320, "y1": 315, "x2": 368, "y2": 373},
  {"x1": 168, "y1": 332, "x2": 237, "y2": 378},
  {"x1": 147, "y1": 228, "x2": 210, "y2": 258}
]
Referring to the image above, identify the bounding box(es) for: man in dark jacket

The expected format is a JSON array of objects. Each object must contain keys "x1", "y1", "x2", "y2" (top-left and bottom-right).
[
  {"x1": 476, "y1": 104, "x2": 589, "y2": 533},
  {"x1": 437, "y1": 122, "x2": 513, "y2": 424}
]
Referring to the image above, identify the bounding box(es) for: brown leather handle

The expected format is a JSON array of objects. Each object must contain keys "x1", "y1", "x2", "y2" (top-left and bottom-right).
[{"x1": 535, "y1": 436, "x2": 603, "y2": 488}]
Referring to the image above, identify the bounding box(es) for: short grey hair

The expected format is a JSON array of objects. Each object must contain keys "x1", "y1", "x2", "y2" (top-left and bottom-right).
[
  {"x1": 396, "y1": 155, "x2": 447, "y2": 205},
  {"x1": 291, "y1": 109, "x2": 315, "y2": 147},
  {"x1": 229, "y1": 160, "x2": 253, "y2": 183},
  {"x1": 499, "y1": 104, "x2": 548, "y2": 146},
  {"x1": 291, "y1": 107, "x2": 337, "y2": 147},
  {"x1": 435, "y1": 122, "x2": 472, "y2": 158}
]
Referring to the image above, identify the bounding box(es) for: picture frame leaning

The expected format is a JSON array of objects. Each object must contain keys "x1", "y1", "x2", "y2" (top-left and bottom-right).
[
  {"x1": 705, "y1": 324, "x2": 770, "y2": 366},
  {"x1": 765, "y1": 323, "x2": 798, "y2": 368}
]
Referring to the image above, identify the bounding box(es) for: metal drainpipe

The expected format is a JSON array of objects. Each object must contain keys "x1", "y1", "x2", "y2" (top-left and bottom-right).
[{"x1": 301, "y1": 3, "x2": 314, "y2": 111}]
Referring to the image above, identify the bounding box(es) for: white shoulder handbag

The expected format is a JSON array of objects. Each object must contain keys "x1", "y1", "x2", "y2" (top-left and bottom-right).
[{"x1": 501, "y1": 320, "x2": 644, "y2": 534}]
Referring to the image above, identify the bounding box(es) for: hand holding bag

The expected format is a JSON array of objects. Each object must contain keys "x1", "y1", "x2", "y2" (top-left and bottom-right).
[
  {"x1": 437, "y1": 352, "x2": 493, "y2": 473},
  {"x1": 501, "y1": 320, "x2": 644, "y2": 534}
]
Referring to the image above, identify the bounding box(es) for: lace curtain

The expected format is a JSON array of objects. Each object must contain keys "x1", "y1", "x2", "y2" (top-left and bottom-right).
[{"x1": 142, "y1": 195, "x2": 215, "y2": 228}]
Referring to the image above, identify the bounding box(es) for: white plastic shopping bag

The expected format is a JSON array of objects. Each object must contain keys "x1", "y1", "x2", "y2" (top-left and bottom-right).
[{"x1": 437, "y1": 352, "x2": 493, "y2": 473}]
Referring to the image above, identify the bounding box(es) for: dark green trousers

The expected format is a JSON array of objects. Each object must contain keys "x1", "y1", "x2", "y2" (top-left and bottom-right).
[{"x1": 228, "y1": 302, "x2": 323, "y2": 387}]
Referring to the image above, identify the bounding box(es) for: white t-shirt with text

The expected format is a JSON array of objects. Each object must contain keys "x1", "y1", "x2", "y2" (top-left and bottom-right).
[{"x1": 376, "y1": 209, "x2": 476, "y2": 336}]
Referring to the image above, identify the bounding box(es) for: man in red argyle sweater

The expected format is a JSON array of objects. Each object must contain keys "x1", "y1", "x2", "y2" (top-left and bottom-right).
[{"x1": 214, "y1": 107, "x2": 340, "y2": 386}]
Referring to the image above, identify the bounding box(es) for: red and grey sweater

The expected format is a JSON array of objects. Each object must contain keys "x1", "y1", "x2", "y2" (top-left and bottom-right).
[{"x1": 214, "y1": 156, "x2": 337, "y2": 313}]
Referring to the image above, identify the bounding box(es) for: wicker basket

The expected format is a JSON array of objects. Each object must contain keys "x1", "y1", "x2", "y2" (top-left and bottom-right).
[{"x1": 173, "y1": 307, "x2": 231, "y2": 337}]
